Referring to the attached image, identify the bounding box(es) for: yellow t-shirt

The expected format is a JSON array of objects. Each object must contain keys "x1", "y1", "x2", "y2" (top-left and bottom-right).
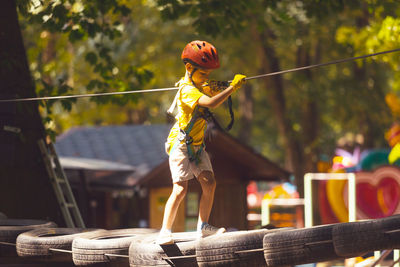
[{"x1": 167, "y1": 77, "x2": 216, "y2": 152}]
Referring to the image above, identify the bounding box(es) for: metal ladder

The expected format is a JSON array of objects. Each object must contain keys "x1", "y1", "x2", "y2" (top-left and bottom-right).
[{"x1": 38, "y1": 139, "x2": 85, "y2": 228}]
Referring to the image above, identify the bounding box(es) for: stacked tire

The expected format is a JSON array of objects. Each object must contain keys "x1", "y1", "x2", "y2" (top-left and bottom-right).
[
  {"x1": 263, "y1": 224, "x2": 341, "y2": 267},
  {"x1": 262, "y1": 214, "x2": 400, "y2": 267},
  {"x1": 197, "y1": 231, "x2": 264, "y2": 267},
  {"x1": 72, "y1": 228, "x2": 157, "y2": 266},
  {"x1": 16, "y1": 227, "x2": 100, "y2": 261},
  {"x1": 0, "y1": 219, "x2": 56, "y2": 257},
  {"x1": 129, "y1": 231, "x2": 199, "y2": 267},
  {"x1": 333, "y1": 214, "x2": 400, "y2": 258}
]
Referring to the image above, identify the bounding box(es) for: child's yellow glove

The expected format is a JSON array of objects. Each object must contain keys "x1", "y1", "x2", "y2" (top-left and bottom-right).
[{"x1": 230, "y1": 74, "x2": 246, "y2": 91}]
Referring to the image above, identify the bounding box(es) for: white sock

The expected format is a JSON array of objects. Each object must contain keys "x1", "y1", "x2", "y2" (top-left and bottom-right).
[
  {"x1": 197, "y1": 221, "x2": 208, "y2": 232},
  {"x1": 160, "y1": 228, "x2": 171, "y2": 235}
]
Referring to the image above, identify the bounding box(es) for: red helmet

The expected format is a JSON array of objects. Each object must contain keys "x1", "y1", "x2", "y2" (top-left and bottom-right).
[{"x1": 181, "y1": 40, "x2": 220, "y2": 69}]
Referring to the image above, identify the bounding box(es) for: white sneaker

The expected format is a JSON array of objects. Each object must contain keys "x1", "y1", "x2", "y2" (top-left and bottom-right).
[
  {"x1": 156, "y1": 231, "x2": 174, "y2": 245},
  {"x1": 199, "y1": 223, "x2": 226, "y2": 238}
]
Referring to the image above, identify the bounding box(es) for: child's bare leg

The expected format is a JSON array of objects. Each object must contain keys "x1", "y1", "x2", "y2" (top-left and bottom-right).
[
  {"x1": 197, "y1": 171, "x2": 216, "y2": 224},
  {"x1": 196, "y1": 171, "x2": 225, "y2": 237},
  {"x1": 161, "y1": 180, "x2": 188, "y2": 230}
]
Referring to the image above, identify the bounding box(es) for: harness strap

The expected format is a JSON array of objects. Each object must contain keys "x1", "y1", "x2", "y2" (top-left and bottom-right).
[
  {"x1": 225, "y1": 96, "x2": 234, "y2": 131},
  {"x1": 179, "y1": 105, "x2": 213, "y2": 164}
]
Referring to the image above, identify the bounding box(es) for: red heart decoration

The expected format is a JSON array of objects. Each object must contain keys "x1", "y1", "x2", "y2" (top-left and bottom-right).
[{"x1": 357, "y1": 177, "x2": 400, "y2": 218}]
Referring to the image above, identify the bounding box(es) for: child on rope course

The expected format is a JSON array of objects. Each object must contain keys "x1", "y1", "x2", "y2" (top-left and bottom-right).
[{"x1": 157, "y1": 40, "x2": 246, "y2": 245}]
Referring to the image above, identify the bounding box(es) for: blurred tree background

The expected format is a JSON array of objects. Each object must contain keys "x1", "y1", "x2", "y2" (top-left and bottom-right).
[{"x1": 17, "y1": 0, "x2": 400, "y2": 194}]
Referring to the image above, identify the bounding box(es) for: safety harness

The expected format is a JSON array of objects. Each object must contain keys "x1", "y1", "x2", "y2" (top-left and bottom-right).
[{"x1": 169, "y1": 79, "x2": 234, "y2": 165}]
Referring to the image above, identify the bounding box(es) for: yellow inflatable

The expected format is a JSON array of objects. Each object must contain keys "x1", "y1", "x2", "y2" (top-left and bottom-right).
[
  {"x1": 326, "y1": 169, "x2": 349, "y2": 222},
  {"x1": 389, "y1": 143, "x2": 400, "y2": 164}
]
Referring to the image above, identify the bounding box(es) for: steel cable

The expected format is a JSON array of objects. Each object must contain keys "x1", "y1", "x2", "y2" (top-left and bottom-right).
[{"x1": 1, "y1": 48, "x2": 399, "y2": 103}]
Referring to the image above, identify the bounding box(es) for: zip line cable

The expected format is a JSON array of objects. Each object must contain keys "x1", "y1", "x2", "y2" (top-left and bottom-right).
[
  {"x1": 0, "y1": 87, "x2": 179, "y2": 103},
  {"x1": 245, "y1": 48, "x2": 400, "y2": 81},
  {"x1": 1, "y1": 48, "x2": 399, "y2": 103}
]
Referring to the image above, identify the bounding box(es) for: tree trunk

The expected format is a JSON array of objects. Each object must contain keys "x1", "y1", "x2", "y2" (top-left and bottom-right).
[
  {"x1": 126, "y1": 106, "x2": 148, "y2": 124},
  {"x1": 0, "y1": 1, "x2": 63, "y2": 225},
  {"x1": 354, "y1": 5, "x2": 373, "y2": 150},
  {"x1": 255, "y1": 29, "x2": 305, "y2": 196},
  {"x1": 297, "y1": 38, "x2": 319, "y2": 173},
  {"x1": 296, "y1": 34, "x2": 321, "y2": 224}
]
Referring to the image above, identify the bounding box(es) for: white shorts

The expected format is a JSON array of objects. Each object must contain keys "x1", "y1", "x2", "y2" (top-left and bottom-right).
[{"x1": 166, "y1": 141, "x2": 213, "y2": 183}]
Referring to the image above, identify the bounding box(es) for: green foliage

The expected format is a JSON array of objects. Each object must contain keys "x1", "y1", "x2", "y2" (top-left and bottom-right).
[
  {"x1": 17, "y1": 0, "x2": 154, "y2": 137},
  {"x1": 331, "y1": 2, "x2": 400, "y2": 147},
  {"x1": 336, "y1": 14, "x2": 400, "y2": 91},
  {"x1": 156, "y1": 0, "x2": 250, "y2": 37}
]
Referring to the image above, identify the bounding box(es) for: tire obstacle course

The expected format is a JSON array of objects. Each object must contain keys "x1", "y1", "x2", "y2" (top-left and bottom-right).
[{"x1": 1, "y1": 215, "x2": 400, "y2": 266}]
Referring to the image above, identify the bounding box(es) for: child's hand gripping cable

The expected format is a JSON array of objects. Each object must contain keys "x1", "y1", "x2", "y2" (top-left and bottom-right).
[{"x1": 230, "y1": 74, "x2": 246, "y2": 91}]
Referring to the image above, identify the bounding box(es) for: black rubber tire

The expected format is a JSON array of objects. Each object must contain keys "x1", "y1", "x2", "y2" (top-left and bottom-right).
[
  {"x1": 263, "y1": 224, "x2": 342, "y2": 267},
  {"x1": 196, "y1": 228, "x2": 291, "y2": 267},
  {"x1": 129, "y1": 231, "x2": 199, "y2": 267},
  {"x1": 16, "y1": 227, "x2": 101, "y2": 257},
  {"x1": 72, "y1": 228, "x2": 157, "y2": 266},
  {"x1": 0, "y1": 219, "x2": 57, "y2": 257},
  {"x1": 333, "y1": 214, "x2": 400, "y2": 257}
]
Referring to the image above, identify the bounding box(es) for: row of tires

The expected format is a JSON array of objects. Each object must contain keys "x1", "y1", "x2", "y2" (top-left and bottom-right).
[{"x1": 1, "y1": 214, "x2": 400, "y2": 266}]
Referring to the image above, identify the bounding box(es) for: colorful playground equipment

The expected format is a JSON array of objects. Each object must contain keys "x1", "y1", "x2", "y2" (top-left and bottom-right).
[
  {"x1": 261, "y1": 183, "x2": 304, "y2": 228},
  {"x1": 320, "y1": 154, "x2": 400, "y2": 223}
]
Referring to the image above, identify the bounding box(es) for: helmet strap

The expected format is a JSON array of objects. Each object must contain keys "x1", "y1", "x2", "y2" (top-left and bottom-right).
[{"x1": 189, "y1": 68, "x2": 198, "y2": 86}]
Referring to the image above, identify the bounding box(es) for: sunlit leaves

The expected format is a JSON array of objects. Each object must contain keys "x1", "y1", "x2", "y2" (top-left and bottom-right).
[
  {"x1": 156, "y1": 0, "x2": 249, "y2": 37},
  {"x1": 18, "y1": 0, "x2": 156, "y2": 136},
  {"x1": 336, "y1": 12, "x2": 400, "y2": 94},
  {"x1": 126, "y1": 66, "x2": 154, "y2": 85}
]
